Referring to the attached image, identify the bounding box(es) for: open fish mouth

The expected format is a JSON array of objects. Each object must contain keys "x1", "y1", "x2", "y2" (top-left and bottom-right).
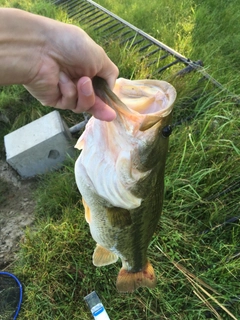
[
  {"x1": 113, "y1": 78, "x2": 176, "y2": 118},
  {"x1": 92, "y1": 77, "x2": 176, "y2": 132}
]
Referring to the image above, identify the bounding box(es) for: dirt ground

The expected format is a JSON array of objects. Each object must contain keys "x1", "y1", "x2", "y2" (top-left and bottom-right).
[{"x1": 0, "y1": 159, "x2": 37, "y2": 270}]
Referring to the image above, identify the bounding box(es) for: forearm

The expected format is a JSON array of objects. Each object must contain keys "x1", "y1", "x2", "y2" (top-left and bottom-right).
[{"x1": 0, "y1": 8, "x2": 48, "y2": 85}]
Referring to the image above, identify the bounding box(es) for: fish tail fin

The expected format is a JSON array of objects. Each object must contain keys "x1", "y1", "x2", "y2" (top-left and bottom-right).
[{"x1": 116, "y1": 261, "x2": 156, "y2": 293}]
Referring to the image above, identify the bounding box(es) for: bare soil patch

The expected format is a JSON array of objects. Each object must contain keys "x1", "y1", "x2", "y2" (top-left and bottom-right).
[{"x1": 0, "y1": 160, "x2": 37, "y2": 269}]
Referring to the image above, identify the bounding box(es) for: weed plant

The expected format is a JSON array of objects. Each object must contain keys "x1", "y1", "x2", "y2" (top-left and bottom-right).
[{"x1": 0, "y1": 0, "x2": 239, "y2": 319}]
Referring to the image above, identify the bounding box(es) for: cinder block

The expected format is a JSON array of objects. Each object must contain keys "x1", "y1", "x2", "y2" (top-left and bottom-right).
[{"x1": 4, "y1": 111, "x2": 75, "y2": 178}]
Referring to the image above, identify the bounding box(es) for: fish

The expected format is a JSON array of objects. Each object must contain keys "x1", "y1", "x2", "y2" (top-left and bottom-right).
[{"x1": 74, "y1": 76, "x2": 176, "y2": 292}]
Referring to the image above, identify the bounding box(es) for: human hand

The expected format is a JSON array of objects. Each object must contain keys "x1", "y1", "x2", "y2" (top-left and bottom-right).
[{"x1": 0, "y1": 9, "x2": 118, "y2": 121}]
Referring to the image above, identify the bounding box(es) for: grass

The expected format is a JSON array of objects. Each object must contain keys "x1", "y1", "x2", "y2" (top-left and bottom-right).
[
  {"x1": 96, "y1": 0, "x2": 240, "y2": 90},
  {"x1": 0, "y1": 0, "x2": 239, "y2": 319}
]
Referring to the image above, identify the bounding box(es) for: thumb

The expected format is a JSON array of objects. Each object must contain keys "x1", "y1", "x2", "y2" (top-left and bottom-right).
[
  {"x1": 75, "y1": 77, "x2": 116, "y2": 121},
  {"x1": 74, "y1": 77, "x2": 95, "y2": 113}
]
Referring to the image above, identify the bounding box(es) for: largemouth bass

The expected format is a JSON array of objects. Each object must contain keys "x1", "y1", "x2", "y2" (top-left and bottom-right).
[{"x1": 75, "y1": 77, "x2": 176, "y2": 292}]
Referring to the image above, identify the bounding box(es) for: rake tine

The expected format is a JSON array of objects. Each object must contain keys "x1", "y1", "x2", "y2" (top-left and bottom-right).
[
  {"x1": 105, "y1": 25, "x2": 126, "y2": 37},
  {"x1": 102, "y1": 22, "x2": 120, "y2": 33},
  {"x1": 87, "y1": 12, "x2": 106, "y2": 23},
  {"x1": 141, "y1": 48, "x2": 160, "y2": 59},
  {"x1": 68, "y1": 6, "x2": 93, "y2": 18},
  {"x1": 66, "y1": 1, "x2": 91, "y2": 12},
  {"x1": 153, "y1": 59, "x2": 180, "y2": 74},
  {"x1": 146, "y1": 53, "x2": 169, "y2": 67},
  {"x1": 88, "y1": 15, "x2": 109, "y2": 28},
  {"x1": 131, "y1": 37, "x2": 145, "y2": 47},
  {"x1": 112, "y1": 29, "x2": 132, "y2": 40},
  {"x1": 80, "y1": 10, "x2": 101, "y2": 22},
  {"x1": 93, "y1": 19, "x2": 113, "y2": 31},
  {"x1": 138, "y1": 43, "x2": 153, "y2": 52},
  {"x1": 120, "y1": 35, "x2": 136, "y2": 45}
]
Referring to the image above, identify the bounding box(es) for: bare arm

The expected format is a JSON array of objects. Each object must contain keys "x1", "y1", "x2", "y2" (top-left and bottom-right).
[{"x1": 0, "y1": 8, "x2": 118, "y2": 120}]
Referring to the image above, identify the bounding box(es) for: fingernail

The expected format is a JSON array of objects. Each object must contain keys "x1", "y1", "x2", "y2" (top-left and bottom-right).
[
  {"x1": 59, "y1": 72, "x2": 69, "y2": 84},
  {"x1": 81, "y1": 79, "x2": 93, "y2": 96}
]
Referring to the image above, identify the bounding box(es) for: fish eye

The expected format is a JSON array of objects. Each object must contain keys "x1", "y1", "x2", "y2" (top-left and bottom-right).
[{"x1": 162, "y1": 125, "x2": 172, "y2": 138}]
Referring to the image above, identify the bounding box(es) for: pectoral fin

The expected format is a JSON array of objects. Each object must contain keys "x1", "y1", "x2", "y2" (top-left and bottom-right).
[
  {"x1": 106, "y1": 207, "x2": 132, "y2": 228},
  {"x1": 93, "y1": 244, "x2": 119, "y2": 266},
  {"x1": 82, "y1": 198, "x2": 91, "y2": 223}
]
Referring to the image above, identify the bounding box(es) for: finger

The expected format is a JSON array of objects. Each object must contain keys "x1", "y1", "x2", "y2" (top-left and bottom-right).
[
  {"x1": 23, "y1": 82, "x2": 61, "y2": 107},
  {"x1": 88, "y1": 96, "x2": 116, "y2": 121},
  {"x1": 73, "y1": 77, "x2": 95, "y2": 113},
  {"x1": 75, "y1": 77, "x2": 116, "y2": 121},
  {"x1": 55, "y1": 72, "x2": 78, "y2": 110}
]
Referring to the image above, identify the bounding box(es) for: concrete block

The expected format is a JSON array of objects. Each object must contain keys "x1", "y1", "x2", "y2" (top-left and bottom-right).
[{"x1": 4, "y1": 111, "x2": 75, "y2": 178}]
